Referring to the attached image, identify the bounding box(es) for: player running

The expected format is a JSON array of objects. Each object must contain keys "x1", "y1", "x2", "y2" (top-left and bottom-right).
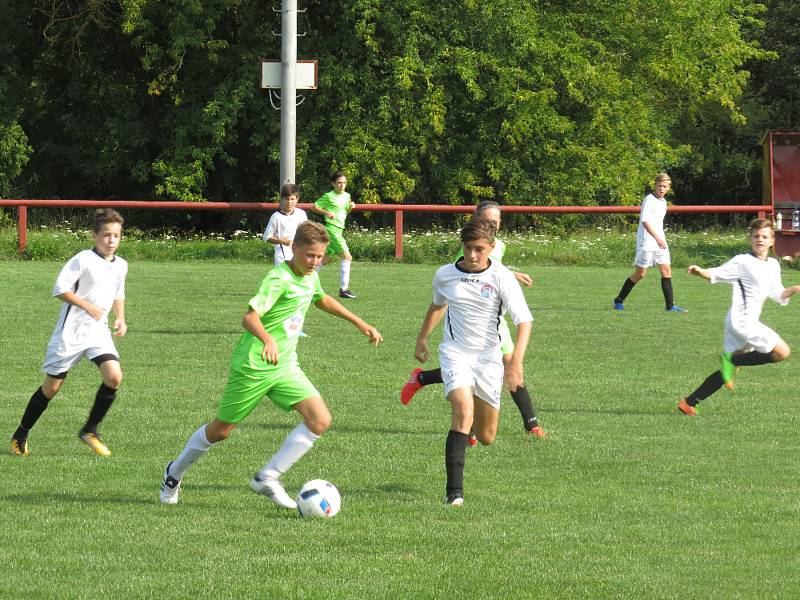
[{"x1": 160, "y1": 221, "x2": 382, "y2": 507}]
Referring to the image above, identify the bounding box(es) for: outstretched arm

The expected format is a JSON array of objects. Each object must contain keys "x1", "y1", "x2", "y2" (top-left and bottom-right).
[
  {"x1": 315, "y1": 295, "x2": 383, "y2": 345},
  {"x1": 513, "y1": 271, "x2": 532, "y2": 287},
  {"x1": 414, "y1": 303, "x2": 447, "y2": 363},
  {"x1": 781, "y1": 284, "x2": 800, "y2": 301},
  {"x1": 686, "y1": 265, "x2": 711, "y2": 280}
]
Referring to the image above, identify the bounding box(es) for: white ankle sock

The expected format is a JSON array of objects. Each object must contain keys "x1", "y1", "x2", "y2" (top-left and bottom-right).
[
  {"x1": 257, "y1": 423, "x2": 319, "y2": 480},
  {"x1": 340, "y1": 260, "x2": 351, "y2": 290},
  {"x1": 170, "y1": 425, "x2": 212, "y2": 479}
]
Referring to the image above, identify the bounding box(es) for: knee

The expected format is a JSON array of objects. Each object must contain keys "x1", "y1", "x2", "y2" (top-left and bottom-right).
[
  {"x1": 476, "y1": 431, "x2": 496, "y2": 446},
  {"x1": 307, "y1": 413, "x2": 332, "y2": 436},
  {"x1": 774, "y1": 345, "x2": 791, "y2": 362},
  {"x1": 104, "y1": 372, "x2": 123, "y2": 390},
  {"x1": 205, "y1": 421, "x2": 236, "y2": 443},
  {"x1": 42, "y1": 380, "x2": 63, "y2": 399}
]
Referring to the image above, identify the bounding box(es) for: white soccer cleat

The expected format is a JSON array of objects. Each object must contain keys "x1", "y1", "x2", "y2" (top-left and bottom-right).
[
  {"x1": 160, "y1": 462, "x2": 181, "y2": 505},
  {"x1": 250, "y1": 475, "x2": 297, "y2": 509}
]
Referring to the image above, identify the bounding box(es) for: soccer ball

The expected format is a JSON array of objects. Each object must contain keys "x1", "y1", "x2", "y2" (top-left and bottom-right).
[{"x1": 296, "y1": 479, "x2": 341, "y2": 518}]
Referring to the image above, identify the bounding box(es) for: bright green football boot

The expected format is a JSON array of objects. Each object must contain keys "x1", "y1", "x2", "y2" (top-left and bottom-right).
[{"x1": 719, "y1": 352, "x2": 736, "y2": 389}]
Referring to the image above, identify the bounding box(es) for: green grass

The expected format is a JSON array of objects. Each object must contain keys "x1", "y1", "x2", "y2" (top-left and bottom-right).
[{"x1": 1, "y1": 260, "x2": 799, "y2": 599}]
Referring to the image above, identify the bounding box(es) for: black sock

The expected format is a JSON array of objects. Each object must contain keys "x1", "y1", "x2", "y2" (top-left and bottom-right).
[
  {"x1": 82, "y1": 384, "x2": 117, "y2": 433},
  {"x1": 732, "y1": 351, "x2": 775, "y2": 367},
  {"x1": 445, "y1": 430, "x2": 468, "y2": 498},
  {"x1": 686, "y1": 371, "x2": 725, "y2": 406},
  {"x1": 510, "y1": 385, "x2": 538, "y2": 430},
  {"x1": 661, "y1": 277, "x2": 674, "y2": 310},
  {"x1": 418, "y1": 368, "x2": 443, "y2": 386},
  {"x1": 614, "y1": 278, "x2": 637, "y2": 303},
  {"x1": 16, "y1": 387, "x2": 53, "y2": 436}
]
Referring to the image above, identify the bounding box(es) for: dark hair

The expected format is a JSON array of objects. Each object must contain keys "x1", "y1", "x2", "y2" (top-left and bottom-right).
[
  {"x1": 749, "y1": 218, "x2": 773, "y2": 234},
  {"x1": 474, "y1": 201, "x2": 501, "y2": 217},
  {"x1": 460, "y1": 217, "x2": 497, "y2": 245},
  {"x1": 330, "y1": 170, "x2": 347, "y2": 182},
  {"x1": 93, "y1": 208, "x2": 124, "y2": 233},
  {"x1": 280, "y1": 183, "x2": 300, "y2": 199},
  {"x1": 294, "y1": 221, "x2": 330, "y2": 247}
]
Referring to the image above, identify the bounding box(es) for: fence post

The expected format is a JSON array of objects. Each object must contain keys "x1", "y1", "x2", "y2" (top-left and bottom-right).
[
  {"x1": 18, "y1": 204, "x2": 27, "y2": 255},
  {"x1": 395, "y1": 209, "x2": 403, "y2": 261}
]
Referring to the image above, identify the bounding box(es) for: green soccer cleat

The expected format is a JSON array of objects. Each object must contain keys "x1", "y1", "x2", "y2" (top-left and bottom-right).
[{"x1": 719, "y1": 352, "x2": 736, "y2": 389}]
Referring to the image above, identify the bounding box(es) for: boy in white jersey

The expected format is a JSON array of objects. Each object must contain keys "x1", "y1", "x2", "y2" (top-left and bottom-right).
[
  {"x1": 401, "y1": 201, "x2": 545, "y2": 439},
  {"x1": 160, "y1": 221, "x2": 382, "y2": 507},
  {"x1": 11, "y1": 209, "x2": 128, "y2": 457},
  {"x1": 412, "y1": 218, "x2": 533, "y2": 506},
  {"x1": 263, "y1": 183, "x2": 307, "y2": 265},
  {"x1": 613, "y1": 173, "x2": 686, "y2": 312},
  {"x1": 309, "y1": 170, "x2": 358, "y2": 299},
  {"x1": 678, "y1": 219, "x2": 800, "y2": 415}
]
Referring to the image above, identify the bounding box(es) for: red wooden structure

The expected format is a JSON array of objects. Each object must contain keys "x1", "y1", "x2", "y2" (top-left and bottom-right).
[
  {"x1": 762, "y1": 130, "x2": 800, "y2": 257},
  {"x1": 1, "y1": 199, "x2": 770, "y2": 260}
]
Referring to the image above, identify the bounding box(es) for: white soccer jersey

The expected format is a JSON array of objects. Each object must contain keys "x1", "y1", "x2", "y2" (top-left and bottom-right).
[
  {"x1": 263, "y1": 208, "x2": 308, "y2": 264},
  {"x1": 708, "y1": 253, "x2": 788, "y2": 330},
  {"x1": 48, "y1": 249, "x2": 128, "y2": 351},
  {"x1": 636, "y1": 193, "x2": 667, "y2": 252},
  {"x1": 432, "y1": 259, "x2": 532, "y2": 354}
]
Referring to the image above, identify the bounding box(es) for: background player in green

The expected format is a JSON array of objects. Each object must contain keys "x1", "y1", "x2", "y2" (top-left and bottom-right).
[
  {"x1": 401, "y1": 201, "x2": 545, "y2": 439},
  {"x1": 160, "y1": 221, "x2": 382, "y2": 507},
  {"x1": 309, "y1": 170, "x2": 358, "y2": 299}
]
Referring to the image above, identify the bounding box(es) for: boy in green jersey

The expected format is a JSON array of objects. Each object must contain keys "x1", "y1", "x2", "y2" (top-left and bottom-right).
[
  {"x1": 160, "y1": 221, "x2": 382, "y2": 507},
  {"x1": 401, "y1": 201, "x2": 545, "y2": 439},
  {"x1": 309, "y1": 171, "x2": 358, "y2": 299}
]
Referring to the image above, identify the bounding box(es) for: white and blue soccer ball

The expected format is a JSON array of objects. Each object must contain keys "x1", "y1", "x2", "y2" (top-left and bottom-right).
[{"x1": 296, "y1": 479, "x2": 341, "y2": 518}]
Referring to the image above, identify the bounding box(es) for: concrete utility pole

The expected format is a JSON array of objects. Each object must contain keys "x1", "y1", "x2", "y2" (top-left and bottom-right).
[{"x1": 279, "y1": 0, "x2": 297, "y2": 186}]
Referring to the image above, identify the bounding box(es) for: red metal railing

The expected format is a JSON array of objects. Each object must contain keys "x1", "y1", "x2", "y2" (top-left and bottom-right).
[{"x1": 0, "y1": 199, "x2": 771, "y2": 260}]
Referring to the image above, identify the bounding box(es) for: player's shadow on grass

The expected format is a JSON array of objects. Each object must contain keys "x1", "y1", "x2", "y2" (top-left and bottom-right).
[
  {"x1": 242, "y1": 422, "x2": 441, "y2": 436},
  {"x1": 136, "y1": 328, "x2": 240, "y2": 335},
  {"x1": 544, "y1": 407, "x2": 665, "y2": 416},
  {"x1": 1, "y1": 493, "x2": 153, "y2": 506}
]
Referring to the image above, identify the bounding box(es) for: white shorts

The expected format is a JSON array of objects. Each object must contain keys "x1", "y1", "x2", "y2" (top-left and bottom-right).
[
  {"x1": 439, "y1": 344, "x2": 503, "y2": 409},
  {"x1": 41, "y1": 332, "x2": 119, "y2": 376},
  {"x1": 634, "y1": 248, "x2": 670, "y2": 268},
  {"x1": 723, "y1": 315, "x2": 779, "y2": 354}
]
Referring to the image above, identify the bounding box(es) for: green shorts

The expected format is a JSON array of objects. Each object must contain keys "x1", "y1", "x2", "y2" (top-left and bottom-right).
[
  {"x1": 325, "y1": 225, "x2": 350, "y2": 256},
  {"x1": 216, "y1": 361, "x2": 320, "y2": 424}
]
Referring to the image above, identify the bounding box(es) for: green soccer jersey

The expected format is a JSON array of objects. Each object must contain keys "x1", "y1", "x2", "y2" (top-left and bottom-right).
[
  {"x1": 229, "y1": 261, "x2": 325, "y2": 371},
  {"x1": 455, "y1": 237, "x2": 507, "y2": 263},
  {"x1": 314, "y1": 190, "x2": 351, "y2": 229}
]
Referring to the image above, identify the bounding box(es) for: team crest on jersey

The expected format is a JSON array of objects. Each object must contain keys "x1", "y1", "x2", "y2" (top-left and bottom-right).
[{"x1": 480, "y1": 284, "x2": 495, "y2": 298}]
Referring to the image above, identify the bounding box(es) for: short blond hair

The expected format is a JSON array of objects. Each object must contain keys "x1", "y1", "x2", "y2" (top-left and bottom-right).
[
  {"x1": 748, "y1": 218, "x2": 773, "y2": 235},
  {"x1": 294, "y1": 221, "x2": 329, "y2": 247},
  {"x1": 655, "y1": 173, "x2": 671, "y2": 184}
]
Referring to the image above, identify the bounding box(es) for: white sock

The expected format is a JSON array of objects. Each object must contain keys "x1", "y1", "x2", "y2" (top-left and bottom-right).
[
  {"x1": 257, "y1": 423, "x2": 319, "y2": 480},
  {"x1": 170, "y1": 425, "x2": 213, "y2": 480},
  {"x1": 340, "y1": 260, "x2": 351, "y2": 290}
]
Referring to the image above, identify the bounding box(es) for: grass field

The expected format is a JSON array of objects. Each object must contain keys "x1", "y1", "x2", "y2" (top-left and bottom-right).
[{"x1": 1, "y1": 260, "x2": 799, "y2": 599}]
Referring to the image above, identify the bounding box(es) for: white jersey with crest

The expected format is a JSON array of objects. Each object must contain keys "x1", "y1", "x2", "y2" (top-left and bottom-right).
[
  {"x1": 432, "y1": 259, "x2": 532, "y2": 354},
  {"x1": 263, "y1": 208, "x2": 308, "y2": 264},
  {"x1": 708, "y1": 253, "x2": 788, "y2": 329},
  {"x1": 636, "y1": 193, "x2": 668, "y2": 252},
  {"x1": 48, "y1": 249, "x2": 128, "y2": 352}
]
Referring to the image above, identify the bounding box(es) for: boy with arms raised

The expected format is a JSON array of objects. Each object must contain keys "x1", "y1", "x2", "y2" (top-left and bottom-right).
[
  {"x1": 412, "y1": 218, "x2": 533, "y2": 506},
  {"x1": 11, "y1": 209, "x2": 128, "y2": 457},
  {"x1": 678, "y1": 219, "x2": 800, "y2": 415},
  {"x1": 160, "y1": 221, "x2": 382, "y2": 507},
  {"x1": 309, "y1": 171, "x2": 358, "y2": 299},
  {"x1": 402, "y1": 201, "x2": 545, "y2": 439}
]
